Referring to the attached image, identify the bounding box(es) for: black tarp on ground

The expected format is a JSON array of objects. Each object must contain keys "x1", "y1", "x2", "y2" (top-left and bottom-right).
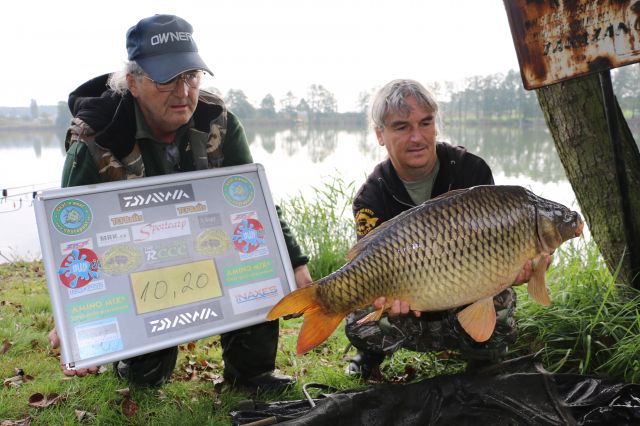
[{"x1": 230, "y1": 358, "x2": 640, "y2": 425}]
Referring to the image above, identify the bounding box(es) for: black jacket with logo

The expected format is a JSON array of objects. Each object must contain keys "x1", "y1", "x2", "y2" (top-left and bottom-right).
[{"x1": 353, "y1": 142, "x2": 494, "y2": 239}]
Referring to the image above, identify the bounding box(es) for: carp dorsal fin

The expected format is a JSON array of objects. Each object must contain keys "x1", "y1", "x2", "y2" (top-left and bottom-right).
[
  {"x1": 527, "y1": 255, "x2": 552, "y2": 306},
  {"x1": 347, "y1": 188, "x2": 471, "y2": 261},
  {"x1": 428, "y1": 187, "x2": 469, "y2": 202},
  {"x1": 456, "y1": 297, "x2": 496, "y2": 342}
]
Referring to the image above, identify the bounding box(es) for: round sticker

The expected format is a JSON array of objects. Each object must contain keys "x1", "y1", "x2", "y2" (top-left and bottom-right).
[
  {"x1": 196, "y1": 229, "x2": 231, "y2": 256},
  {"x1": 58, "y1": 248, "x2": 100, "y2": 289},
  {"x1": 52, "y1": 199, "x2": 92, "y2": 235},
  {"x1": 232, "y1": 219, "x2": 265, "y2": 254},
  {"x1": 222, "y1": 176, "x2": 255, "y2": 207},
  {"x1": 101, "y1": 245, "x2": 141, "y2": 276}
]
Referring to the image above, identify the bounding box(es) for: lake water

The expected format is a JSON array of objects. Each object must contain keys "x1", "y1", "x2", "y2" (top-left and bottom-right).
[{"x1": 0, "y1": 123, "x2": 583, "y2": 263}]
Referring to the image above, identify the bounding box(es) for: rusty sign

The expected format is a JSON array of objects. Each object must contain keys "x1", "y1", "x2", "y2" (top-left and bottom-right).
[{"x1": 504, "y1": 0, "x2": 640, "y2": 89}]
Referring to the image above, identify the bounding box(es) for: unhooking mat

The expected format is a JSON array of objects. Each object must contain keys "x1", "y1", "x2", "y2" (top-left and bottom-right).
[{"x1": 229, "y1": 357, "x2": 640, "y2": 425}]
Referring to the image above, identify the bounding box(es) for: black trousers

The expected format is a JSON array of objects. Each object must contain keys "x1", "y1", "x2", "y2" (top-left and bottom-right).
[
  {"x1": 345, "y1": 289, "x2": 518, "y2": 362},
  {"x1": 114, "y1": 320, "x2": 279, "y2": 386}
]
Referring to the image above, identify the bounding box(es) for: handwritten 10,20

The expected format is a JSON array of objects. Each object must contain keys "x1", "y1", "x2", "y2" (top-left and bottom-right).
[{"x1": 130, "y1": 260, "x2": 222, "y2": 314}]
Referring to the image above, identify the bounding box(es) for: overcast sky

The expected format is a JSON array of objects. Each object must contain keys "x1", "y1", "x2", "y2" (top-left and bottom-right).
[{"x1": 3, "y1": 0, "x2": 521, "y2": 111}]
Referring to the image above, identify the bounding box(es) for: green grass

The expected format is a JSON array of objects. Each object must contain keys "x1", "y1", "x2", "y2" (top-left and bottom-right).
[
  {"x1": 1, "y1": 181, "x2": 639, "y2": 424},
  {"x1": 278, "y1": 175, "x2": 357, "y2": 278},
  {"x1": 511, "y1": 240, "x2": 640, "y2": 382}
]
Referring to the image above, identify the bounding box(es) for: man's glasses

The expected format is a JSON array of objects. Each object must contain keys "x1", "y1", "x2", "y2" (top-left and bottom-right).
[{"x1": 144, "y1": 71, "x2": 203, "y2": 92}]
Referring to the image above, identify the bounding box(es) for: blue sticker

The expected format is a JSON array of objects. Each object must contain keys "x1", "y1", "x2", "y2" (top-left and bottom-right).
[{"x1": 74, "y1": 317, "x2": 123, "y2": 360}]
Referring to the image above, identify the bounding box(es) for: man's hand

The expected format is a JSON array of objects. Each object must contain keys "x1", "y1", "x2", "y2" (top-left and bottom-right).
[
  {"x1": 48, "y1": 328, "x2": 99, "y2": 377},
  {"x1": 281, "y1": 265, "x2": 314, "y2": 320},
  {"x1": 373, "y1": 297, "x2": 422, "y2": 318},
  {"x1": 294, "y1": 264, "x2": 313, "y2": 289},
  {"x1": 513, "y1": 254, "x2": 553, "y2": 285}
]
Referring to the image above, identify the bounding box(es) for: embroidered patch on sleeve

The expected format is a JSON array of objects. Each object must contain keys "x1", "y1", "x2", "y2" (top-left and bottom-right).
[{"x1": 355, "y1": 208, "x2": 379, "y2": 237}]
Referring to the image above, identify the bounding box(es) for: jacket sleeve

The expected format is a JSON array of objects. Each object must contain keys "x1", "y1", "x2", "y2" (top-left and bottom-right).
[
  {"x1": 454, "y1": 149, "x2": 494, "y2": 188},
  {"x1": 352, "y1": 182, "x2": 385, "y2": 241},
  {"x1": 61, "y1": 142, "x2": 101, "y2": 188},
  {"x1": 221, "y1": 112, "x2": 253, "y2": 166},
  {"x1": 470, "y1": 156, "x2": 494, "y2": 186}
]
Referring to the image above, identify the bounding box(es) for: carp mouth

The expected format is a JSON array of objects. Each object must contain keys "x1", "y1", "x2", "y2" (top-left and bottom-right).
[
  {"x1": 536, "y1": 207, "x2": 583, "y2": 252},
  {"x1": 557, "y1": 210, "x2": 583, "y2": 241}
]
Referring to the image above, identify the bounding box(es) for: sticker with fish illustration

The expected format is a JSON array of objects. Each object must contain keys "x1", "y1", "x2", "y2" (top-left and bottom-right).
[
  {"x1": 231, "y1": 218, "x2": 269, "y2": 260},
  {"x1": 101, "y1": 244, "x2": 141, "y2": 276},
  {"x1": 58, "y1": 248, "x2": 100, "y2": 289},
  {"x1": 222, "y1": 176, "x2": 255, "y2": 208},
  {"x1": 355, "y1": 208, "x2": 379, "y2": 237},
  {"x1": 195, "y1": 229, "x2": 231, "y2": 256},
  {"x1": 52, "y1": 199, "x2": 92, "y2": 235}
]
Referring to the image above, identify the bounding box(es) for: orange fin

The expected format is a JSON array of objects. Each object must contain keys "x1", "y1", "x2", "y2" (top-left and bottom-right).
[
  {"x1": 266, "y1": 285, "x2": 318, "y2": 320},
  {"x1": 296, "y1": 306, "x2": 345, "y2": 355},
  {"x1": 456, "y1": 297, "x2": 496, "y2": 342},
  {"x1": 527, "y1": 255, "x2": 551, "y2": 306},
  {"x1": 266, "y1": 285, "x2": 346, "y2": 355},
  {"x1": 355, "y1": 305, "x2": 385, "y2": 325}
]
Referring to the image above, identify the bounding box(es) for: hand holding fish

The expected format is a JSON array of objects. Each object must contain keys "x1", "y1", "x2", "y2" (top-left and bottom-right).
[
  {"x1": 372, "y1": 298, "x2": 422, "y2": 318},
  {"x1": 283, "y1": 265, "x2": 314, "y2": 320}
]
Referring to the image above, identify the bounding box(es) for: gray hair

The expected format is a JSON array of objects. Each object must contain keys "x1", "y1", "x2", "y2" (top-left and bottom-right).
[
  {"x1": 107, "y1": 61, "x2": 145, "y2": 95},
  {"x1": 370, "y1": 79, "x2": 439, "y2": 131}
]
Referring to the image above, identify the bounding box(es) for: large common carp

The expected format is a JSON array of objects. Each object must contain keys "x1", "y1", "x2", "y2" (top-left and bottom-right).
[{"x1": 267, "y1": 185, "x2": 583, "y2": 355}]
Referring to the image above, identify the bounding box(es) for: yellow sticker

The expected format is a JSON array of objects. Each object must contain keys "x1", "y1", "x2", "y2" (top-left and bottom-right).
[{"x1": 130, "y1": 260, "x2": 222, "y2": 314}]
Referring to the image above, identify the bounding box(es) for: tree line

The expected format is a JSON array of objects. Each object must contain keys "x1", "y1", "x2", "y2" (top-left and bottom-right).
[
  {"x1": 213, "y1": 64, "x2": 640, "y2": 126},
  {"x1": 4, "y1": 64, "x2": 639, "y2": 128}
]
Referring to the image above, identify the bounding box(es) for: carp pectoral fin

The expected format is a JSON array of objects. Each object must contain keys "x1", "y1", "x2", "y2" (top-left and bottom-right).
[
  {"x1": 356, "y1": 306, "x2": 386, "y2": 324},
  {"x1": 527, "y1": 256, "x2": 552, "y2": 306},
  {"x1": 297, "y1": 306, "x2": 345, "y2": 355},
  {"x1": 456, "y1": 297, "x2": 496, "y2": 343}
]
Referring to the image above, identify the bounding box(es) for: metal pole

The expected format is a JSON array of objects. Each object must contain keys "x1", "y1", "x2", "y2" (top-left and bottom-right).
[{"x1": 599, "y1": 70, "x2": 640, "y2": 288}]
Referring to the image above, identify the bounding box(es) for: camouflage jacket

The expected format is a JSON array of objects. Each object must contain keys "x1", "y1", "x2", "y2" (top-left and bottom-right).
[
  {"x1": 62, "y1": 73, "x2": 243, "y2": 185},
  {"x1": 61, "y1": 74, "x2": 309, "y2": 268},
  {"x1": 352, "y1": 142, "x2": 494, "y2": 239}
]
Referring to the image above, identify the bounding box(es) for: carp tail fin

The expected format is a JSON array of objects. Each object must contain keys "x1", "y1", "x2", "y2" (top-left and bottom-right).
[
  {"x1": 296, "y1": 306, "x2": 345, "y2": 355},
  {"x1": 266, "y1": 285, "x2": 345, "y2": 355}
]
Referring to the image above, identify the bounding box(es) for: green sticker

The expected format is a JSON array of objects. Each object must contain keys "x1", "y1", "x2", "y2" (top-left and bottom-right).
[
  {"x1": 223, "y1": 259, "x2": 275, "y2": 285},
  {"x1": 66, "y1": 293, "x2": 130, "y2": 325},
  {"x1": 52, "y1": 199, "x2": 92, "y2": 235}
]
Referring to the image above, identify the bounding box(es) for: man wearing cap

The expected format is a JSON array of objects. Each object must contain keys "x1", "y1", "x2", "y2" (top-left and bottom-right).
[{"x1": 47, "y1": 14, "x2": 312, "y2": 391}]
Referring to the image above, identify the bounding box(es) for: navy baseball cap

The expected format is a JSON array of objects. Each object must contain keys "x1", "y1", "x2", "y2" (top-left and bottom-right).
[{"x1": 126, "y1": 14, "x2": 213, "y2": 83}]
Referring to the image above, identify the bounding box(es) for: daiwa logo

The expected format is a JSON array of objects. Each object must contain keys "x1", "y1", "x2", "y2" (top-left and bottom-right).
[
  {"x1": 118, "y1": 184, "x2": 194, "y2": 211},
  {"x1": 144, "y1": 302, "x2": 223, "y2": 336}
]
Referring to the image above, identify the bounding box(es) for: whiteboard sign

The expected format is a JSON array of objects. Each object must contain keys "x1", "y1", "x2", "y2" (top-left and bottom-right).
[{"x1": 34, "y1": 164, "x2": 295, "y2": 369}]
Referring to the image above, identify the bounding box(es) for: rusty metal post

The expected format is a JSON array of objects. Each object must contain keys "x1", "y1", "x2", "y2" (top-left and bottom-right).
[{"x1": 599, "y1": 70, "x2": 640, "y2": 288}]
